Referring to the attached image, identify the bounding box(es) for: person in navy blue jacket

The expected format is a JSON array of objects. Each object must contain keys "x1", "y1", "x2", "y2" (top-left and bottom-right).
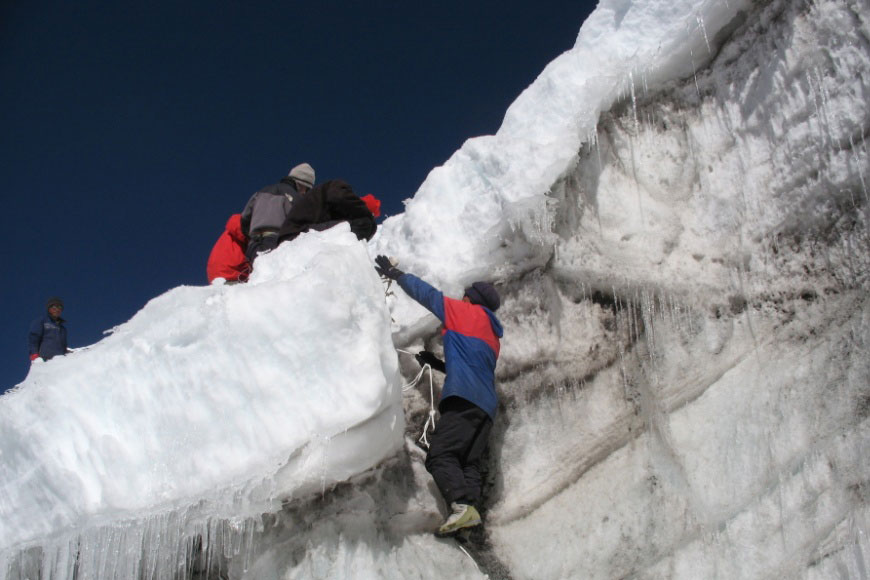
[
  {"x1": 28, "y1": 297, "x2": 69, "y2": 363},
  {"x1": 375, "y1": 255, "x2": 504, "y2": 537}
]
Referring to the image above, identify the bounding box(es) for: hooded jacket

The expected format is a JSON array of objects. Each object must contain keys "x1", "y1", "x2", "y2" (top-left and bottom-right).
[
  {"x1": 28, "y1": 313, "x2": 68, "y2": 361},
  {"x1": 398, "y1": 274, "x2": 504, "y2": 419},
  {"x1": 207, "y1": 214, "x2": 250, "y2": 283}
]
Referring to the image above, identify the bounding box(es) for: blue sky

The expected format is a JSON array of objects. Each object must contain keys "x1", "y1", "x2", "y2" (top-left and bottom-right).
[{"x1": 0, "y1": 0, "x2": 597, "y2": 392}]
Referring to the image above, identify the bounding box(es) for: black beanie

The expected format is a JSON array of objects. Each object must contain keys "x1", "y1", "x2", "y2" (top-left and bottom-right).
[
  {"x1": 46, "y1": 297, "x2": 64, "y2": 309},
  {"x1": 464, "y1": 282, "x2": 500, "y2": 311}
]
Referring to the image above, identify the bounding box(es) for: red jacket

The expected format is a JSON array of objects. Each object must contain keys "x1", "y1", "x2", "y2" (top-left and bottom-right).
[{"x1": 207, "y1": 214, "x2": 251, "y2": 283}]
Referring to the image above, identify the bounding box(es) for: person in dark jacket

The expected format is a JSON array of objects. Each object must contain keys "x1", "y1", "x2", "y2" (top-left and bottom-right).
[
  {"x1": 29, "y1": 297, "x2": 69, "y2": 363},
  {"x1": 374, "y1": 255, "x2": 503, "y2": 537},
  {"x1": 241, "y1": 162, "x2": 315, "y2": 262},
  {"x1": 206, "y1": 214, "x2": 251, "y2": 284},
  {"x1": 278, "y1": 179, "x2": 378, "y2": 243}
]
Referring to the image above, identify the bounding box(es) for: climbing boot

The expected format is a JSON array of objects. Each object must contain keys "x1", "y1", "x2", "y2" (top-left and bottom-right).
[{"x1": 436, "y1": 503, "x2": 481, "y2": 537}]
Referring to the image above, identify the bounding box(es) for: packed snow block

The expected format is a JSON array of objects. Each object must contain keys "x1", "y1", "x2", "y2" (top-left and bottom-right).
[{"x1": 0, "y1": 226, "x2": 403, "y2": 551}]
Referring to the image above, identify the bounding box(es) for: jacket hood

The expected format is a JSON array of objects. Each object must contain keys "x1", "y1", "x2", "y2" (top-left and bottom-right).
[
  {"x1": 225, "y1": 214, "x2": 246, "y2": 243},
  {"x1": 483, "y1": 307, "x2": 504, "y2": 339}
]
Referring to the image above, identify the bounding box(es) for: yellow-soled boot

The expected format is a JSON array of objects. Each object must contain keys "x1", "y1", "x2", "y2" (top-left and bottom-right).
[{"x1": 436, "y1": 503, "x2": 482, "y2": 537}]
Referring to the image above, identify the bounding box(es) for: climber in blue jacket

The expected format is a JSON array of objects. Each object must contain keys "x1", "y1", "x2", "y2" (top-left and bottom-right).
[
  {"x1": 375, "y1": 255, "x2": 503, "y2": 537},
  {"x1": 28, "y1": 297, "x2": 69, "y2": 363}
]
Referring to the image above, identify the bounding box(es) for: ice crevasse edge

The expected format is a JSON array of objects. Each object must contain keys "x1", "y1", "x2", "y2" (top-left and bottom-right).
[{"x1": 0, "y1": 227, "x2": 404, "y2": 550}]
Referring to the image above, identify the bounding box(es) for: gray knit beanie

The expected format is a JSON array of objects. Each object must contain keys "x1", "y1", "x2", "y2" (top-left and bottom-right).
[{"x1": 288, "y1": 163, "x2": 315, "y2": 189}]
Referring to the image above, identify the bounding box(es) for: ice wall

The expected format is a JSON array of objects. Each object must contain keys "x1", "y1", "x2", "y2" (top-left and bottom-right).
[
  {"x1": 0, "y1": 227, "x2": 404, "y2": 573},
  {"x1": 3, "y1": 0, "x2": 869, "y2": 578},
  {"x1": 234, "y1": 0, "x2": 868, "y2": 577},
  {"x1": 374, "y1": 0, "x2": 870, "y2": 577},
  {"x1": 485, "y1": 0, "x2": 870, "y2": 577}
]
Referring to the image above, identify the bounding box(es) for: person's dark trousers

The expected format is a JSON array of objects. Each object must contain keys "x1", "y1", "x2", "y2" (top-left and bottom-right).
[
  {"x1": 425, "y1": 396, "x2": 493, "y2": 507},
  {"x1": 245, "y1": 234, "x2": 279, "y2": 263}
]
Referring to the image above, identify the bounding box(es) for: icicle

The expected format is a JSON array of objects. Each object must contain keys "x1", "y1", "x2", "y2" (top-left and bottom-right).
[
  {"x1": 850, "y1": 133, "x2": 869, "y2": 206},
  {"x1": 696, "y1": 15, "x2": 712, "y2": 55},
  {"x1": 629, "y1": 70, "x2": 639, "y2": 134},
  {"x1": 687, "y1": 24, "x2": 702, "y2": 100}
]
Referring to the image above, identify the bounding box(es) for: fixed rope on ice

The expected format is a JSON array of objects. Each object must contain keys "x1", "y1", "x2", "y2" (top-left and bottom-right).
[{"x1": 397, "y1": 348, "x2": 438, "y2": 448}]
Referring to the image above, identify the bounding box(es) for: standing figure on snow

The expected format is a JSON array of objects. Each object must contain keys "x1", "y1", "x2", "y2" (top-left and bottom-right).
[
  {"x1": 206, "y1": 214, "x2": 251, "y2": 284},
  {"x1": 240, "y1": 162, "x2": 315, "y2": 263},
  {"x1": 28, "y1": 297, "x2": 70, "y2": 363},
  {"x1": 374, "y1": 255, "x2": 503, "y2": 537}
]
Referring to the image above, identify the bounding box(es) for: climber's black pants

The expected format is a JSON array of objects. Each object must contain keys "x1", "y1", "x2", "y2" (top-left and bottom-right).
[{"x1": 425, "y1": 396, "x2": 493, "y2": 506}]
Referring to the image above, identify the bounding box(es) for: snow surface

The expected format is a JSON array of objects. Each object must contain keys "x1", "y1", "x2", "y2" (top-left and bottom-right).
[
  {"x1": 0, "y1": 227, "x2": 403, "y2": 550},
  {"x1": 2, "y1": 0, "x2": 869, "y2": 578}
]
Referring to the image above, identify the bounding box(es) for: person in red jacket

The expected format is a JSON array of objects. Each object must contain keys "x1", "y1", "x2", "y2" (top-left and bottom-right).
[{"x1": 207, "y1": 214, "x2": 251, "y2": 284}]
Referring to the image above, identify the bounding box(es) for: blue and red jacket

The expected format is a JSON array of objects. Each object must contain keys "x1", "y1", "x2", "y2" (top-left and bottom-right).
[
  {"x1": 398, "y1": 274, "x2": 503, "y2": 419},
  {"x1": 28, "y1": 314, "x2": 68, "y2": 360}
]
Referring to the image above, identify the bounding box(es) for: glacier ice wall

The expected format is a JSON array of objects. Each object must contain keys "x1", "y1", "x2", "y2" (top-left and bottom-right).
[
  {"x1": 2, "y1": 0, "x2": 869, "y2": 578},
  {"x1": 486, "y1": 0, "x2": 870, "y2": 577},
  {"x1": 349, "y1": 0, "x2": 868, "y2": 577},
  {"x1": 230, "y1": 0, "x2": 870, "y2": 577}
]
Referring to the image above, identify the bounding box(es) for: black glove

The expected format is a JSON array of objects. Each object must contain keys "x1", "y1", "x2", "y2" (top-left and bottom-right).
[
  {"x1": 349, "y1": 216, "x2": 377, "y2": 241},
  {"x1": 374, "y1": 255, "x2": 404, "y2": 280},
  {"x1": 415, "y1": 350, "x2": 446, "y2": 373}
]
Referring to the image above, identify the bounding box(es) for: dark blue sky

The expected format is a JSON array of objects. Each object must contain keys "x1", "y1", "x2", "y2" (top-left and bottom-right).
[{"x1": 1, "y1": 0, "x2": 597, "y2": 392}]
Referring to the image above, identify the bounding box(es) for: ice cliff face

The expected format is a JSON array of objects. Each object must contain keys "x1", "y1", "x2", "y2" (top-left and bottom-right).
[
  {"x1": 302, "y1": 0, "x2": 870, "y2": 577},
  {"x1": 3, "y1": 0, "x2": 869, "y2": 578},
  {"x1": 232, "y1": 0, "x2": 870, "y2": 577},
  {"x1": 487, "y1": 0, "x2": 870, "y2": 576}
]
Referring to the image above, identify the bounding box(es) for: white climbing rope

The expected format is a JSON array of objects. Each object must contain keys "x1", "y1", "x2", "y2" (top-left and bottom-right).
[
  {"x1": 397, "y1": 349, "x2": 438, "y2": 448},
  {"x1": 455, "y1": 543, "x2": 480, "y2": 570}
]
